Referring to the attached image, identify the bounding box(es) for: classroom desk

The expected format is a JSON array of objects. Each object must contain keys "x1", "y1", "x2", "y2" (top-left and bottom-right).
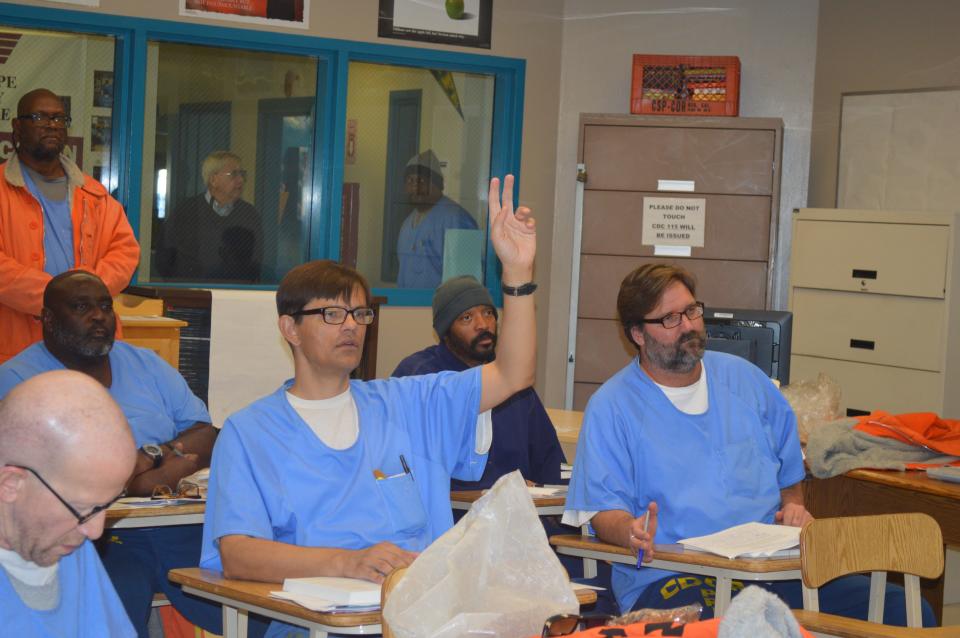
[
  {"x1": 169, "y1": 568, "x2": 598, "y2": 638},
  {"x1": 106, "y1": 502, "x2": 205, "y2": 529},
  {"x1": 550, "y1": 534, "x2": 801, "y2": 617},
  {"x1": 450, "y1": 490, "x2": 566, "y2": 516},
  {"x1": 791, "y1": 610, "x2": 956, "y2": 637},
  {"x1": 805, "y1": 469, "x2": 960, "y2": 622}
]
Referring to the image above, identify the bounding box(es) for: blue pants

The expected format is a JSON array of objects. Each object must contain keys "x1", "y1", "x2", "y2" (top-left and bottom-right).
[
  {"x1": 631, "y1": 572, "x2": 937, "y2": 627},
  {"x1": 97, "y1": 525, "x2": 222, "y2": 638}
]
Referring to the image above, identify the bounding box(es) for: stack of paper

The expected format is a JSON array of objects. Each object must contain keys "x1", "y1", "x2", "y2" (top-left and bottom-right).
[
  {"x1": 678, "y1": 522, "x2": 801, "y2": 560},
  {"x1": 272, "y1": 576, "x2": 382, "y2": 612},
  {"x1": 560, "y1": 463, "x2": 573, "y2": 480}
]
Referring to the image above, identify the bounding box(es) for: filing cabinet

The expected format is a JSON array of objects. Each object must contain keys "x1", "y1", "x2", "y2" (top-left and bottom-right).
[{"x1": 789, "y1": 208, "x2": 960, "y2": 418}]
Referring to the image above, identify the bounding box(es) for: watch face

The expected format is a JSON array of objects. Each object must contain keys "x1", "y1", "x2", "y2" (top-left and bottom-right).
[{"x1": 142, "y1": 444, "x2": 162, "y2": 457}]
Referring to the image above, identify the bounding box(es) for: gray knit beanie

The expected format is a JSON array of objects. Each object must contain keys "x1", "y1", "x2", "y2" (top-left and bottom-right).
[{"x1": 432, "y1": 276, "x2": 497, "y2": 337}]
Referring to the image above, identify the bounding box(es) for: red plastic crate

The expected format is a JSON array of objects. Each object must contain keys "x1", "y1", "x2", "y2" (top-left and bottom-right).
[{"x1": 630, "y1": 54, "x2": 740, "y2": 117}]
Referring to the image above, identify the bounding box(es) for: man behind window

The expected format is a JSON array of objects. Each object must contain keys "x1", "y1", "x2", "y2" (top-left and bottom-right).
[
  {"x1": 396, "y1": 149, "x2": 477, "y2": 289},
  {"x1": 161, "y1": 150, "x2": 263, "y2": 283},
  {"x1": 0, "y1": 88, "x2": 139, "y2": 363},
  {"x1": 200, "y1": 176, "x2": 536, "y2": 638},
  {"x1": 392, "y1": 275, "x2": 564, "y2": 491},
  {"x1": 0, "y1": 270, "x2": 221, "y2": 637},
  {"x1": 564, "y1": 263, "x2": 935, "y2": 625},
  {"x1": 0, "y1": 370, "x2": 137, "y2": 637}
]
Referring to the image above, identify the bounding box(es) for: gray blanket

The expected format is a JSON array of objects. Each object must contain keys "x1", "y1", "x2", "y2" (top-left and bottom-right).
[{"x1": 805, "y1": 417, "x2": 958, "y2": 478}]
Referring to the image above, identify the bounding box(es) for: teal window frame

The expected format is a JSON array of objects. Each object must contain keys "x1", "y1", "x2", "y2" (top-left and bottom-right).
[{"x1": 0, "y1": 1, "x2": 525, "y2": 305}]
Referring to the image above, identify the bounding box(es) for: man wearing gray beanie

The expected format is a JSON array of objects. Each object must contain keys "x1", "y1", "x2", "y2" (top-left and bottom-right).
[{"x1": 392, "y1": 275, "x2": 564, "y2": 492}]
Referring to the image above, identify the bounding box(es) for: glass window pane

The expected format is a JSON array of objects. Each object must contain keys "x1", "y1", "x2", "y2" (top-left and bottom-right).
[
  {"x1": 345, "y1": 61, "x2": 495, "y2": 291},
  {"x1": 0, "y1": 26, "x2": 116, "y2": 190},
  {"x1": 140, "y1": 42, "x2": 319, "y2": 285}
]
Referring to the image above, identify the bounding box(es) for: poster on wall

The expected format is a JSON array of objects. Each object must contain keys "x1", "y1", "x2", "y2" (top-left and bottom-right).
[
  {"x1": 180, "y1": 0, "x2": 309, "y2": 29},
  {"x1": 378, "y1": 0, "x2": 492, "y2": 49}
]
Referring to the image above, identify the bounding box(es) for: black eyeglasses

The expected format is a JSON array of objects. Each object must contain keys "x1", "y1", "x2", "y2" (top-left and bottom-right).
[
  {"x1": 221, "y1": 169, "x2": 247, "y2": 179},
  {"x1": 542, "y1": 613, "x2": 613, "y2": 637},
  {"x1": 7, "y1": 464, "x2": 125, "y2": 525},
  {"x1": 289, "y1": 306, "x2": 376, "y2": 325},
  {"x1": 17, "y1": 113, "x2": 72, "y2": 127},
  {"x1": 638, "y1": 301, "x2": 705, "y2": 329}
]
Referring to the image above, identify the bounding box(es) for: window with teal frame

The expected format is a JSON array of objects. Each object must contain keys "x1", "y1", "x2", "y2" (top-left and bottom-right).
[{"x1": 0, "y1": 1, "x2": 525, "y2": 306}]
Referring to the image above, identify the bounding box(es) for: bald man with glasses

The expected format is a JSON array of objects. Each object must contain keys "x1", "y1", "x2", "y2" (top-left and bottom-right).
[
  {"x1": 0, "y1": 369, "x2": 137, "y2": 637},
  {"x1": 0, "y1": 88, "x2": 139, "y2": 364}
]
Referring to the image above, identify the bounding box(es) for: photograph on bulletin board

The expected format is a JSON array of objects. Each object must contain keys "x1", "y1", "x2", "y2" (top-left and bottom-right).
[
  {"x1": 93, "y1": 70, "x2": 113, "y2": 108},
  {"x1": 378, "y1": 0, "x2": 492, "y2": 49},
  {"x1": 180, "y1": 0, "x2": 308, "y2": 29},
  {"x1": 90, "y1": 115, "x2": 111, "y2": 152}
]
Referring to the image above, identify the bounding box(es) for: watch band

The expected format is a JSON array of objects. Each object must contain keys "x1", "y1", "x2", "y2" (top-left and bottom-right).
[
  {"x1": 140, "y1": 444, "x2": 163, "y2": 469},
  {"x1": 501, "y1": 282, "x2": 537, "y2": 296}
]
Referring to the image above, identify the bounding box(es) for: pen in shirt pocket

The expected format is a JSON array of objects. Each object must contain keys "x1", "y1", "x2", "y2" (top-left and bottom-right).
[{"x1": 399, "y1": 454, "x2": 413, "y2": 481}]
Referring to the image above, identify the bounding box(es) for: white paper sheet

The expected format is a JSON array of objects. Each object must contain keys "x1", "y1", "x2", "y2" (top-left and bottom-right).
[{"x1": 678, "y1": 522, "x2": 800, "y2": 560}]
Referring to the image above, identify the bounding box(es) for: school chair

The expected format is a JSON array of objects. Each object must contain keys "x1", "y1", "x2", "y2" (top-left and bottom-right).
[{"x1": 792, "y1": 513, "x2": 946, "y2": 637}]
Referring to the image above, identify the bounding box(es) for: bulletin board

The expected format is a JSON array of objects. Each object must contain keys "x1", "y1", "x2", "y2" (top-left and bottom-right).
[{"x1": 838, "y1": 87, "x2": 960, "y2": 212}]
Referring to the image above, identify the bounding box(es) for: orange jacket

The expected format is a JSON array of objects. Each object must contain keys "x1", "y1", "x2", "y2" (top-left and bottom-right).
[
  {"x1": 0, "y1": 153, "x2": 139, "y2": 362},
  {"x1": 855, "y1": 411, "x2": 960, "y2": 459}
]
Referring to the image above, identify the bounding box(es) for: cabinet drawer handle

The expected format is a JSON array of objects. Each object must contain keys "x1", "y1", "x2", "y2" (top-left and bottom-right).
[
  {"x1": 850, "y1": 339, "x2": 875, "y2": 350},
  {"x1": 846, "y1": 408, "x2": 871, "y2": 417},
  {"x1": 852, "y1": 269, "x2": 877, "y2": 279}
]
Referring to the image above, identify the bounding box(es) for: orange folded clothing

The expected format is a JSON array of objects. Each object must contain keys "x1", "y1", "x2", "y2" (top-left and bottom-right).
[{"x1": 854, "y1": 411, "x2": 960, "y2": 458}]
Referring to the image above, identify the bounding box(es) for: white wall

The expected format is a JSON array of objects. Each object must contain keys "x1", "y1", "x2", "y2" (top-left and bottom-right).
[{"x1": 541, "y1": 0, "x2": 819, "y2": 407}]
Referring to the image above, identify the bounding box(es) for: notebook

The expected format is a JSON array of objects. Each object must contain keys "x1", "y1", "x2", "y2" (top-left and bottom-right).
[{"x1": 281, "y1": 576, "x2": 381, "y2": 606}]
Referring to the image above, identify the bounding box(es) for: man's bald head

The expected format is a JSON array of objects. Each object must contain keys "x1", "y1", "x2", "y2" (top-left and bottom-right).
[
  {"x1": 0, "y1": 370, "x2": 133, "y2": 477},
  {"x1": 0, "y1": 371, "x2": 135, "y2": 564}
]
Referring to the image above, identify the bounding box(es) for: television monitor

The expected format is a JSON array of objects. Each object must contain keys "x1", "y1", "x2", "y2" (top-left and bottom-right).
[{"x1": 702, "y1": 307, "x2": 792, "y2": 385}]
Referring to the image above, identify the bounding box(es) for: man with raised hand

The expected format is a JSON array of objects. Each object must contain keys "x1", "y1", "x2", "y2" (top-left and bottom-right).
[{"x1": 201, "y1": 175, "x2": 536, "y2": 638}]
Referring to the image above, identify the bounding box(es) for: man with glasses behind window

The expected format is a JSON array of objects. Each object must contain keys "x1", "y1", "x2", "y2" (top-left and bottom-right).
[
  {"x1": 0, "y1": 369, "x2": 137, "y2": 637},
  {"x1": 0, "y1": 88, "x2": 140, "y2": 364},
  {"x1": 160, "y1": 150, "x2": 263, "y2": 283},
  {"x1": 563, "y1": 263, "x2": 934, "y2": 626}
]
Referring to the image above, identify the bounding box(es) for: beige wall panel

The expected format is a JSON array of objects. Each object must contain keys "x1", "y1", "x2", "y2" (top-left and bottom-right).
[
  {"x1": 582, "y1": 191, "x2": 771, "y2": 261},
  {"x1": 791, "y1": 219, "x2": 948, "y2": 298},
  {"x1": 574, "y1": 318, "x2": 634, "y2": 384},
  {"x1": 791, "y1": 288, "x2": 944, "y2": 371},
  {"x1": 578, "y1": 255, "x2": 767, "y2": 320},
  {"x1": 809, "y1": 0, "x2": 960, "y2": 209},
  {"x1": 791, "y1": 355, "x2": 944, "y2": 417},
  {"x1": 581, "y1": 124, "x2": 775, "y2": 195}
]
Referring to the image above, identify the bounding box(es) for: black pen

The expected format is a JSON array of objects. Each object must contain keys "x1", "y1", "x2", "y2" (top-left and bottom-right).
[{"x1": 399, "y1": 454, "x2": 412, "y2": 480}]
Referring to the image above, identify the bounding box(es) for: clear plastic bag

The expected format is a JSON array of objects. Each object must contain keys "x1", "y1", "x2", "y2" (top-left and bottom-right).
[
  {"x1": 780, "y1": 372, "x2": 842, "y2": 445},
  {"x1": 382, "y1": 471, "x2": 579, "y2": 638}
]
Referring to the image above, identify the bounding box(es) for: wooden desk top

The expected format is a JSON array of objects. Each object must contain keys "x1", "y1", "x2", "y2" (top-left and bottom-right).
[
  {"x1": 106, "y1": 502, "x2": 205, "y2": 526},
  {"x1": 118, "y1": 316, "x2": 188, "y2": 328},
  {"x1": 550, "y1": 534, "x2": 800, "y2": 574},
  {"x1": 792, "y1": 610, "x2": 954, "y2": 637},
  {"x1": 450, "y1": 490, "x2": 566, "y2": 508},
  {"x1": 546, "y1": 408, "x2": 583, "y2": 445},
  {"x1": 846, "y1": 469, "x2": 960, "y2": 501},
  {"x1": 170, "y1": 568, "x2": 381, "y2": 628},
  {"x1": 169, "y1": 568, "x2": 597, "y2": 625}
]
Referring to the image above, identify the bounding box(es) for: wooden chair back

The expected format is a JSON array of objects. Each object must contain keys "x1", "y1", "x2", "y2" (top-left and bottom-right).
[
  {"x1": 380, "y1": 567, "x2": 408, "y2": 638},
  {"x1": 799, "y1": 513, "x2": 943, "y2": 628}
]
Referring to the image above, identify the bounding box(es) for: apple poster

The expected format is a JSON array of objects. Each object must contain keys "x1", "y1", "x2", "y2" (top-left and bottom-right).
[{"x1": 379, "y1": 0, "x2": 491, "y2": 48}]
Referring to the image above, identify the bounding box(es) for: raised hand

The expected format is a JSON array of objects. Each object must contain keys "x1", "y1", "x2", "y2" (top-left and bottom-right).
[{"x1": 488, "y1": 175, "x2": 536, "y2": 279}]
